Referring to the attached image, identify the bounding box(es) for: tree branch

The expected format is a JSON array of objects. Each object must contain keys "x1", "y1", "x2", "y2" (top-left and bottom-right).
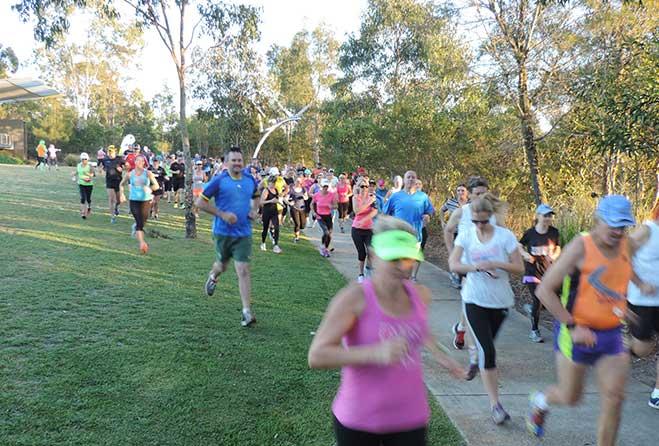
[{"x1": 185, "y1": 17, "x2": 203, "y2": 50}]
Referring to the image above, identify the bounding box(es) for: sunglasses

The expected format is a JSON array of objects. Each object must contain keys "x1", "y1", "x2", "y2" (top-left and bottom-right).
[
  {"x1": 360, "y1": 185, "x2": 368, "y2": 188},
  {"x1": 471, "y1": 219, "x2": 490, "y2": 225}
]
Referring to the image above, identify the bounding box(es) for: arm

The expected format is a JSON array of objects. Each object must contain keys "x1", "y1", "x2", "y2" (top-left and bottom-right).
[
  {"x1": 148, "y1": 172, "x2": 160, "y2": 191},
  {"x1": 308, "y1": 284, "x2": 408, "y2": 369},
  {"x1": 260, "y1": 189, "x2": 277, "y2": 205},
  {"x1": 443, "y1": 208, "x2": 461, "y2": 254},
  {"x1": 488, "y1": 249, "x2": 524, "y2": 275},
  {"x1": 352, "y1": 195, "x2": 374, "y2": 214},
  {"x1": 449, "y1": 246, "x2": 474, "y2": 275}
]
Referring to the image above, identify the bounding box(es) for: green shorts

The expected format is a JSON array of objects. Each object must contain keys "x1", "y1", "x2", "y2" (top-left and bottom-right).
[{"x1": 214, "y1": 235, "x2": 252, "y2": 263}]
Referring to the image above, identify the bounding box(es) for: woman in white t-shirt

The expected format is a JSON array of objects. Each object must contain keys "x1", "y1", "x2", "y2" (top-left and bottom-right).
[{"x1": 449, "y1": 194, "x2": 524, "y2": 426}]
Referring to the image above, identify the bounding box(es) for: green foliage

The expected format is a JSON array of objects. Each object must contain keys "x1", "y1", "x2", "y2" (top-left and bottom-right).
[
  {"x1": 0, "y1": 43, "x2": 19, "y2": 76},
  {"x1": 0, "y1": 152, "x2": 25, "y2": 165}
]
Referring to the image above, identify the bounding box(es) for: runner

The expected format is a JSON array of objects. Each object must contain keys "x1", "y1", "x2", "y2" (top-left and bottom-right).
[
  {"x1": 385, "y1": 175, "x2": 403, "y2": 201},
  {"x1": 149, "y1": 156, "x2": 166, "y2": 220},
  {"x1": 443, "y1": 176, "x2": 498, "y2": 357},
  {"x1": 518, "y1": 204, "x2": 561, "y2": 343},
  {"x1": 313, "y1": 178, "x2": 338, "y2": 257},
  {"x1": 336, "y1": 174, "x2": 353, "y2": 233},
  {"x1": 351, "y1": 177, "x2": 378, "y2": 282},
  {"x1": 308, "y1": 215, "x2": 466, "y2": 446},
  {"x1": 163, "y1": 155, "x2": 173, "y2": 203},
  {"x1": 417, "y1": 180, "x2": 429, "y2": 254},
  {"x1": 627, "y1": 200, "x2": 659, "y2": 409},
  {"x1": 72, "y1": 152, "x2": 95, "y2": 219},
  {"x1": 441, "y1": 183, "x2": 469, "y2": 288},
  {"x1": 288, "y1": 176, "x2": 308, "y2": 243},
  {"x1": 527, "y1": 195, "x2": 644, "y2": 445},
  {"x1": 449, "y1": 194, "x2": 523, "y2": 425},
  {"x1": 101, "y1": 145, "x2": 124, "y2": 223},
  {"x1": 192, "y1": 160, "x2": 205, "y2": 217},
  {"x1": 120, "y1": 154, "x2": 158, "y2": 254},
  {"x1": 260, "y1": 175, "x2": 282, "y2": 254},
  {"x1": 170, "y1": 155, "x2": 185, "y2": 208},
  {"x1": 383, "y1": 170, "x2": 434, "y2": 282},
  {"x1": 35, "y1": 140, "x2": 46, "y2": 170},
  {"x1": 46, "y1": 144, "x2": 60, "y2": 171},
  {"x1": 195, "y1": 147, "x2": 259, "y2": 327},
  {"x1": 375, "y1": 179, "x2": 388, "y2": 202}
]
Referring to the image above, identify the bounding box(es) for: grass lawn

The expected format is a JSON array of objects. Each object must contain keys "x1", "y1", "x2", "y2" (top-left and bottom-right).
[{"x1": 0, "y1": 164, "x2": 463, "y2": 445}]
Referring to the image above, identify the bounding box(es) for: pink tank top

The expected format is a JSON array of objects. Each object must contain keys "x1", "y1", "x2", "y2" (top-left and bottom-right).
[
  {"x1": 352, "y1": 195, "x2": 375, "y2": 230},
  {"x1": 337, "y1": 183, "x2": 351, "y2": 203},
  {"x1": 332, "y1": 279, "x2": 430, "y2": 433}
]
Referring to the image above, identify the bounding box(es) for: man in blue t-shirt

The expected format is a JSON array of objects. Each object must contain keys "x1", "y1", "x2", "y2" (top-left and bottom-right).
[
  {"x1": 195, "y1": 147, "x2": 260, "y2": 327},
  {"x1": 383, "y1": 170, "x2": 435, "y2": 281}
]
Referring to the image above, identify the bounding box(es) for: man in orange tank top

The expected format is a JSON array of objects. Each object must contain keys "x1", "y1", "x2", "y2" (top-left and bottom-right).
[{"x1": 527, "y1": 195, "x2": 651, "y2": 446}]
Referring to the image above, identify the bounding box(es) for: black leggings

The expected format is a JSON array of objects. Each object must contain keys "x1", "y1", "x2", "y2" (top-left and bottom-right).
[
  {"x1": 130, "y1": 200, "x2": 151, "y2": 232},
  {"x1": 79, "y1": 185, "x2": 93, "y2": 205},
  {"x1": 290, "y1": 208, "x2": 307, "y2": 233},
  {"x1": 351, "y1": 227, "x2": 372, "y2": 261},
  {"x1": 317, "y1": 214, "x2": 333, "y2": 247},
  {"x1": 526, "y1": 283, "x2": 541, "y2": 331},
  {"x1": 262, "y1": 207, "x2": 279, "y2": 244},
  {"x1": 334, "y1": 416, "x2": 426, "y2": 446},
  {"x1": 421, "y1": 227, "x2": 428, "y2": 250},
  {"x1": 338, "y1": 202, "x2": 349, "y2": 219},
  {"x1": 464, "y1": 303, "x2": 508, "y2": 370}
]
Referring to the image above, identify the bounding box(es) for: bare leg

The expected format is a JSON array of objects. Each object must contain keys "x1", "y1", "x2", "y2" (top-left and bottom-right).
[
  {"x1": 595, "y1": 353, "x2": 629, "y2": 446},
  {"x1": 481, "y1": 368, "x2": 500, "y2": 406},
  {"x1": 545, "y1": 352, "x2": 587, "y2": 406},
  {"x1": 234, "y1": 261, "x2": 251, "y2": 311}
]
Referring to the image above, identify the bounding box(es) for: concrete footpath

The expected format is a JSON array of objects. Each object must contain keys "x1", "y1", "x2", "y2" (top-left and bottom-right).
[{"x1": 303, "y1": 224, "x2": 655, "y2": 446}]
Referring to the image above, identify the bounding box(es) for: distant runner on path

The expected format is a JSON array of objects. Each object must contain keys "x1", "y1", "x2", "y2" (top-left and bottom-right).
[
  {"x1": 195, "y1": 147, "x2": 260, "y2": 327},
  {"x1": 309, "y1": 215, "x2": 466, "y2": 446}
]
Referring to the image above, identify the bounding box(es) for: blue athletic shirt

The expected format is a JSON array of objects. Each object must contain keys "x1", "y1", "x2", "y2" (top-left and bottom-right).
[
  {"x1": 201, "y1": 170, "x2": 258, "y2": 238},
  {"x1": 384, "y1": 190, "x2": 435, "y2": 241}
]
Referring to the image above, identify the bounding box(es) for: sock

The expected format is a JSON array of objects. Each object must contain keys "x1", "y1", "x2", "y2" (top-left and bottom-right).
[
  {"x1": 457, "y1": 322, "x2": 465, "y2": 331},
  {"x1": 534, "y1": 392, "x2": 549, "y2": 410},
  {"x1": 242, "y1": 308, "x2": 250, "y2": 315},
  {"x1": 652, "y1": 388, "x2": 659, "y2": 398},
  {"x1": 468, "y1": 347, "x2": 478, "y2": 365}
]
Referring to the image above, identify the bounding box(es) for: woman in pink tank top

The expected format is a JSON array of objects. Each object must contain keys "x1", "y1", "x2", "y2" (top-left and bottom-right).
[
  {"x1": 351, "y1": 176, "x2": 378, "y2": 283},
  {"x1": 309, "y1": 216, "x2": 466, "y2": 445}
]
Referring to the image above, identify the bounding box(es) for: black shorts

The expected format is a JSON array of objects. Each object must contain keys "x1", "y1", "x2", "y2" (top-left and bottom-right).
[
  {"x1": 164, "y1": 180, "x2": 172, "y2": 192},
  {"x1": 173, "y1": 178, "x2": 185, "y2": 192},
  {"x1": 628, "y1": 303, "x2": 659, "y2": 341},
  {"x1": 106, "y1": 178, "x2": 121, "y2": 191}
]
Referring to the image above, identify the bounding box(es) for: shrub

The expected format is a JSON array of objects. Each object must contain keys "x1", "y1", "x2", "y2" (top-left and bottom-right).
[
  {"x1": 64, "y1": 154, "x2": 79, "y2": 166},
  {"x1": 0, "y1": 153, "x2": 25, "y2": 165}
]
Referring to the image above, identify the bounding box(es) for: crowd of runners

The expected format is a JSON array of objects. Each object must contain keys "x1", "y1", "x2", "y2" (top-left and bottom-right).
[{"x1": 49, "y1": 138, "x2": 659, "y2": 446}]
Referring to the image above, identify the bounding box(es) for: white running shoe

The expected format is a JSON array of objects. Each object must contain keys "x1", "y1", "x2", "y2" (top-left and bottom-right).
[
  {"x1": 357, "y1": 274, "x2": 365, "y2": 283},
  {"x1": 529, "y1": 330, "x2": 544, "y2": 343},
  {"x1": 260, "y1": 243, "x2": 267, "y2": 251},
  {"x1": 241, "y1": 309, "x2": 256, "y2": 327},
  {"x1": 273, "y1": 245, "x2": 282, "y2": 254}
]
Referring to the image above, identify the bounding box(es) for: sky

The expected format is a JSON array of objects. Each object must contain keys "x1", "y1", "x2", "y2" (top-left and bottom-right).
[{"x1": 1, "y1": 0, "x2": 368, "y2": 101}]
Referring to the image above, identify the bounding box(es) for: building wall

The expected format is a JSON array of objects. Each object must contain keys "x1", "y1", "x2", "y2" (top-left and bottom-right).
[{"x1": 0, "y1": 119, "x2": 27, "y2": 160}]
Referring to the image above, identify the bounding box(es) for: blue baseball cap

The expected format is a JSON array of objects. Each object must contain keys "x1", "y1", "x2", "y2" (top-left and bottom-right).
[
  {"x1": 596, "y1": 195, "x2": 635, "y2": 228},
  {"x1": 536, "y1": 204, "x2": 554, "y2": 215}
]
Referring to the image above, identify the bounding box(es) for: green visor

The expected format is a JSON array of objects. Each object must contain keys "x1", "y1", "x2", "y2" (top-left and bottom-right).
[{"x1": 371, "y1": 230, "x2": 424, "y2": 262}]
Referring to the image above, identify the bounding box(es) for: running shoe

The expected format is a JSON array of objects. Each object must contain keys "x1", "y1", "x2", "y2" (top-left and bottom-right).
[
  {"x1": 110, "y1": 215, "x2": 116, "y2": 224},
  {"x1": 649, "y1": 393, "x2": 659, "y2": 409},
  {"x1": 173, "y1": 203, "x2": 179, "y2": 208},
  {"x1": 293, "y1": 237, "x2": 299, "y2": 243},
  {"x1": 153, "y1": 214, "x2": 159, "y2": 220},
  {"x1": 204, "y1": 274, "x2": 218, "y2": 297},
  {"x1": 357, "y1": 274, "x2": 365, "y2": 283},
  {"x1": 410, "y1": 276, "x2": 418, "y2": 283},
  {"x1": 273, "y1": 245, "x2": 282, "y2": 254},
  {"x1": 529, "y1": 329, "x2": 544, "y2": 343},
  {"x1": 319, "y1": 246, "x2": 325, "y2": 257},
  {"x1": 452, "y1": 322, "x2": 466, "y2": 350},
  {"x1": 527, "y1": 392, "x2": 548, "y2": 437},
  {"x1": 241, "y1": 309, "x2": 256, "y2": 327},
  {"x1": 465, "y1": 363, "x2": 479, "y2": 381},
  {"x1": 260, "y1": 243, "x2": 267, "y2": 251},
  {"x1": 491, "y1": 403, "x2": 511, "y2": 425},
  {"x1": 81, "y1": 214, "x2": 86, "y2": 219},
  {"x1": 131, "y1": 223, "x2": 136, "y2": 238}
]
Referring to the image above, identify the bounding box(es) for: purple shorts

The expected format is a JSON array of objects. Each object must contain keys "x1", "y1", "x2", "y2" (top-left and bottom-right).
[{"x1": 553, "y1": 321, "x2": 626, "y2": 366}]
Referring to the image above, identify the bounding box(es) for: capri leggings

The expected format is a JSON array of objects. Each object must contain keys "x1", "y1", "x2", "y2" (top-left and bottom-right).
[
  {"x1": 262, "y1": 207, "x2": 280, "y2": 244},
  {"x1": 351, "y1": 227, "x2": 372, "y2": 261},
  {"x1": 338, "y1": 202, "x2": 350, "y2": 219},
  {"x1": 464, "y1": 303, "x2": 508, "y2": 370},
  {"x1": 79, "y1": 185, "x2": 93, "y2": 205},
  {"x1": 129, "y1": 200, "x2": 151, "y2": 232},
  {"x1": 291, "y1": 208, "x2": 307, "y2": 233},
  {"x1": 526, "y1": 283, "x2": 541, "y2": 331},
  {"x1": 317, "y1": 214, "x2": 333, "y2": 248},
  {"x1": 334, "y1": 416, "x2": 426, "y2": 446}
]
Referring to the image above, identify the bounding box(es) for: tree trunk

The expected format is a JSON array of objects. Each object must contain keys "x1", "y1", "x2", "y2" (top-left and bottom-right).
[
  {"x1": 518, "y1": 62, "x2": 543, "y2": 205},
  {"x1": 179, "y1": 71, "x2": 196, "y2": 238}
]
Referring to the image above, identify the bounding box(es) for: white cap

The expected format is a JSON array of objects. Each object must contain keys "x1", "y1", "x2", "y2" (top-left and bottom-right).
[
  {"x1": 321, "y1": 179, "x2": 330, "y2": 187},
  {"x1": 80, "y1": 152, "x2": 89, "y2": 160},
  {"x1": 269, "y1": 167, "x2": 280, "y2": 176}
]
